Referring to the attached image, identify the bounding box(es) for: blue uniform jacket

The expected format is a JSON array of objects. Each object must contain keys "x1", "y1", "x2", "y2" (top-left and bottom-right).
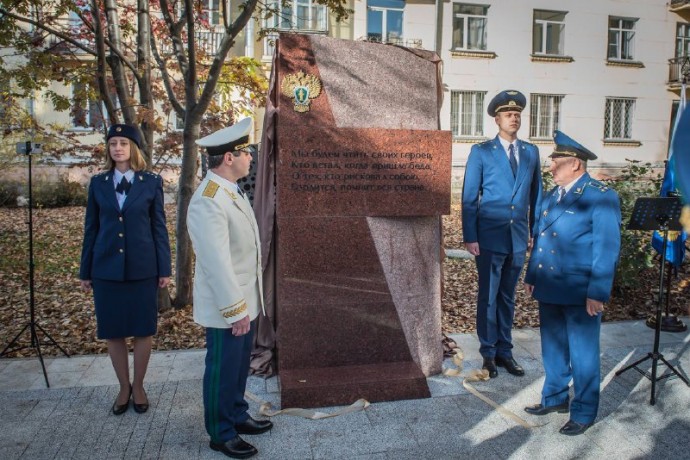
[
  {"x1": 524, "y1": 173, "x2": 621, "y2": 304},
  {"x1": 79, "y1": 170, "x2": 172, "y2": 282},
  {"x1": 462, "y1": 136, "x2": 542, "y2": 253}
]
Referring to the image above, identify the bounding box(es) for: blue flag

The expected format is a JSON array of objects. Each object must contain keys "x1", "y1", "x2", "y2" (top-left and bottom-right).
[
  {"x1": 673, "y1": 88, "x2": 690, "y2": 203},
  {"x1": 652, "y1": 85, "x2": 687, "y2": 266}
]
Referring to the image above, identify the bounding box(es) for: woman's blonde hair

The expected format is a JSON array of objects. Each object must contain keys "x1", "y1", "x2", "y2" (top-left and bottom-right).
[{"x1": 104, "y1": 138, "x2": 147, "y2": 171}]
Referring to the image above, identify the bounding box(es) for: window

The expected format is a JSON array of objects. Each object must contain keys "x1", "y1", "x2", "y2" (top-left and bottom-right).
[
  {"x1": 204, "y1": 0, "x2": 222, "y2": 26},
  {"x1": 533, "y1": 10, "x2": 566, "y2": 55},
  {"x1": 367, "y1": 0, "x2": 404, "y2": 44},
  {"x1": 604, "y1": 97, "x2": 635, "y2": 140},
  {"x1": 450, "y1": 90, "x2": 485, "y2": 138},
  {"x1": 172, "y1": 111, "x2": 184, "y2": 131},
  {"x1": 608, "y1": 17, "x2": 636, "y2": 61},
  {"x1": 263, "y1": 32, "x2": 279, "y2": 58},
  {"x1": 71, "y1": 82, "x2": 106, "y2": 130},
  {"x1": 264, "y1": 0, "x2": 327, "y2": 56},
  {"x1": 265, "y1": 0, "x2": 327, "y2": 32},
  {"x1": 529, "y1": 94, "x2": 563, "y2": 139},
  {"x1": 452, "y1": 3, "x2": 488, "y2": 51},
  {"x1": 676, "y1": 23, "x2": 690, "y2": 58},
  {"x1": 24, "y1": 96, "x2": 34, "y2": 118}
]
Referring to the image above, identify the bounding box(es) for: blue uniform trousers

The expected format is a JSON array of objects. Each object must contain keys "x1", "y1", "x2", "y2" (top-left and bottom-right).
[
  {"x1": 204, "y1": 323, "x2": 254, "y2": 443},
  {"x1": 539, "y1": 302, "x2": 601, "y2": 424},
  {"x1": 475, "y1": 248, "x2": 525, "y2": 358}
]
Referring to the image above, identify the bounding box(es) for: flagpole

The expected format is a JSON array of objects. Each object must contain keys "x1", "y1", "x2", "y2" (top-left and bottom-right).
[{"x1": 651, "y1": 69, "x2": 688, "y2": 332}]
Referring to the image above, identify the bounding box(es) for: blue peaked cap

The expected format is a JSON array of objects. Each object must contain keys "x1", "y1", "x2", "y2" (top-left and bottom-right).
[
  {"x1": 551, "y1": 130, "x2": 598, "y2": 161},
  {"x1": 487, "y1": 90, "x2": 526, "y2": 116},
  {"x1": 107, "y1": 124, "x2": 141, "y2": 149}
]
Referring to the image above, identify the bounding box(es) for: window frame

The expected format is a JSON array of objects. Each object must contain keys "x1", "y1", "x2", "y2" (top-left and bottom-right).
[
  {"x1": 676, "y1": 22, "x2": 690, "y2": 58},
  {"x1": 265, "y1": 0, "x2": 328, "y2": 33},
  {"x1": 452, "y1": 3, "x2": 489, "y2": 51},
  {"x1": 532, "y1": 10, "x2": 567, "y2": 56},
  {"x1": 203, "y1": 0, "x2": 222, "y2": 26},
  {"x1": 70, "y1": 82, "x2": 114, "y2": 131},
  {"x1": 450, "y1": 90, "x2": 486, "y2": 139},
  {"x1": 263, "y1": 0, "x2": 328, "y2": 57},
  {"x1": 608, "y1": 16, "x2": 637, "y2": 61},
  {"x1": 71, "y1": 82, "x2": 103, "y2": 131},
  {"x1": 604, "y1": 97, "x2": 636, "y2": 141},
  {"x1": 367, "y1": 0, "x2": 405, "y2": 44},
  {"x1": 529, "y1": 93, "x2": 564, "y2": 140}
]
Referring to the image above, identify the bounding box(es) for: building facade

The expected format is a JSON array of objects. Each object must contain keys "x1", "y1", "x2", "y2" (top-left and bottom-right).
[
  {"x1": 4, "y1": 0, "x2": 689, "y2": 186},
  {"x1": 351, "y1": 0, "x2": 690, "y2": 182}
]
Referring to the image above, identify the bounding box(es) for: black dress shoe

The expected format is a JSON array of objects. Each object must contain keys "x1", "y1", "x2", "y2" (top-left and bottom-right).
[
  {"x1": 112, "y1": 385, "x2": 131, "y2": 416},
  {"x1": 132, "y1": 388, "x2": 149, "y2": 414},
  {"x1": 210, "y1": 435, "x2": 258, "y2": 459},
  {"x1": 559, "y1": 419, "x2": 593, "y2": 436},
  {"x1": 235, "y1": 416, "x2": 273, "y2": 435},
  {"x1": 524, "y1": 402, "x2": 569, "y2": 415},
  {"x1": 495, "y1": 356, "x2": 525, "y2": 376},
  {"x1": 482, "y1": 357, "x2": 498, "y2": 378}
]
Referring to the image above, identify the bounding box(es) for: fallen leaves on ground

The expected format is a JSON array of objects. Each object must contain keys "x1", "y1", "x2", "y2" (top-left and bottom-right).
[{"x1": 0, "y1": 203, "x2": 688, "y2": 357}]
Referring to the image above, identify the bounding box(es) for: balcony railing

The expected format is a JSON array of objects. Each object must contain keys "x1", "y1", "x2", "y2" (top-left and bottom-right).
[
  {"x1": 156, "y1": 26, "x2": 227, "y2": 56},
  {"x1": 361, "y1": 35, "x2": 424, "y2": 49},
  {"x1": 668, "y1": 56, "x2": 690, "y2": 85}
]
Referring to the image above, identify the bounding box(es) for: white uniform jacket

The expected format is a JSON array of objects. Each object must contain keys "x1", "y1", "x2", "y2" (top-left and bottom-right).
[{"x1": 187, "y1": 170, "x2": 264, "y2": 328}]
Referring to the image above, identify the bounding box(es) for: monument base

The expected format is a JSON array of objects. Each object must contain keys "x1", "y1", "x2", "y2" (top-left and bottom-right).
[{"x1": 280, "y1": 362, "x2": 431, "y2": 409}]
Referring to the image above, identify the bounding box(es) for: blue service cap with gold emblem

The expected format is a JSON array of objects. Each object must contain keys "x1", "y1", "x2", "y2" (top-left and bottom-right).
[
  {"x1": 550, "y1": 130, "x2": 598, "y2": 161},
  {"x1": 487, "y1": 90, "x2": 526, "y2": 117},
  {"x1": 196, "y1": 118, "x2": 253, "y2": 156},
  {"x1": 107, "y1": 124, "x2": 141, "y2": 149}
]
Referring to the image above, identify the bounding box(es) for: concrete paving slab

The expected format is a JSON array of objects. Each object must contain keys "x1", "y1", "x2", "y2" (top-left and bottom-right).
[{"x1": 0, "y1": 320, "x2": 689, "y2": 459}]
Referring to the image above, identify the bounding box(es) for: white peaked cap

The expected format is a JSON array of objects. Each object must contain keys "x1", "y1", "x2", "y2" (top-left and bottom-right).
[{"x1": 196, "y1": 117, "x2": 253, "y2": 154}]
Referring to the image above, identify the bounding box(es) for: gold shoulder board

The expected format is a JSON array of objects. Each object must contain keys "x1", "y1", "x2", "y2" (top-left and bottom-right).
[{"x1": 202, "y1": 180, "x2": 219, "y2": 198}]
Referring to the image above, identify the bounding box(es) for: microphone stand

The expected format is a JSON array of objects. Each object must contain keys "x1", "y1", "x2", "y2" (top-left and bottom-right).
[{"x1": 1, "y1": 142, "x2": 70, "y2": 388}]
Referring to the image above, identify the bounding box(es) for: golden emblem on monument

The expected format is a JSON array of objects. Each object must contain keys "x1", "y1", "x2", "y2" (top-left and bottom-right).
[{"x1": 281, "y1": 71, "x2": 322, "y2": 113}]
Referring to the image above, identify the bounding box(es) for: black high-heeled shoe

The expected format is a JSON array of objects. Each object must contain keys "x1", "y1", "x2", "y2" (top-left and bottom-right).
[
  {"x1": 132, "y1": 387, "x2": 149, "y2": 414},
  {"x1": 112, "y1": 385, "x2": 131, "y2": 415}
]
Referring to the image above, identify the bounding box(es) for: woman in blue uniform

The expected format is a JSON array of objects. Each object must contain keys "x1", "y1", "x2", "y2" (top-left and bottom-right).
[{"x1": 79, "y1": 124, "x2": 171, "y2": 415}]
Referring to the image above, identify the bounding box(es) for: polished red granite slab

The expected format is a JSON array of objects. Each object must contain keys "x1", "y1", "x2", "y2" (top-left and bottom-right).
[
  {"x1": 273, "y1": 33, "x2": 449, "y2": 408},
  {"x1": 280, "y1": 362, "x2": 431, "y2": 409}
]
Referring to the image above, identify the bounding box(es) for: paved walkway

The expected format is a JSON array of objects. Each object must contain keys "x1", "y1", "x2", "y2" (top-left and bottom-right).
[{"x1": 1, "y1": 319, "x2": 690, "y2": 459}]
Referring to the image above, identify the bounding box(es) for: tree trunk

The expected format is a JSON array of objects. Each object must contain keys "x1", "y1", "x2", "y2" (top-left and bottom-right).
[
  {"x1": 104, "y1": 0, "x2": 136, "y2": 125},
  {"x1": 137, "y1": 0, "x2": 154, "y2": 165},
  {"x1": 173, "y1": 121, "x2": 201, "y2": 308}
]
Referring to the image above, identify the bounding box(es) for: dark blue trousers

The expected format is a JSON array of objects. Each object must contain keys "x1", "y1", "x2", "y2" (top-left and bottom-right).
[
  {"x1": 539, "y1": 302, "x2": 601, "y2": 424},
  {"x1": 204, "y1": 323, "x2": 254, "y2": 443},
  {"x1": 475, "y1": 248, "x2": 525, "y2": 358}
]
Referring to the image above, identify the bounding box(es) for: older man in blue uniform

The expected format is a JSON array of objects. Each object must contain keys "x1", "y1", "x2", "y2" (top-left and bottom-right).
[
  {"x1": 523, "y1": 130, "x2": 621, "y2": 436},
  {"x1": 462, "y1": 90, "x2": 542, "y2": 378}
]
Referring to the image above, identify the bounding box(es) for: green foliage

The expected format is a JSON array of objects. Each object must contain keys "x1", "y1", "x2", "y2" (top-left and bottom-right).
[
  {"x1": 0, "y1": 176, "x2": 87, "y2": 208},
  {"x1": 0, "y1": 181, "x2": 21, "y2": 207},
  {"x1": 33, "y1": 176, "x2": 88, "y2": 208},
  {"x1": 603, "y1": 160, "x2": 662, "y2": 290},
  {"x1": 541, "y1": 165, "x2": 554, "y2": 191}
]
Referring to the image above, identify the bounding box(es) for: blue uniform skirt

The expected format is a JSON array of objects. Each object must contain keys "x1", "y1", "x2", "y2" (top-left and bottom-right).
[{"x1": 92, "y1": 277, "x2": 158, "y2": 339}]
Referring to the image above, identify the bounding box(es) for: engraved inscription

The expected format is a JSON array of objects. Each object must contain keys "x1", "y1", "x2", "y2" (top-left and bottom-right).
[{"x1": 288, "y1": 149, "x2": 433, "y2": 194}]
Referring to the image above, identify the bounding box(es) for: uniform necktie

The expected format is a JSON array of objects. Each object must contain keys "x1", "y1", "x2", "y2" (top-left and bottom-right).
[
  {"x1": 508, "y1": 144, "x2": 518, "y2": 176},
  {"x1": 557, "y1": 186, "x2": 566, "y2": 203},
  {"x1": 115, "y1": 177, "x2": 131, "y2": 195},
  {"x1": 236, "y1": 185, "x2": 246, "y2": 199}
]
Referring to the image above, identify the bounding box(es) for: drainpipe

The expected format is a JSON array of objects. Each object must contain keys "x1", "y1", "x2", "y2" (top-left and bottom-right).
[
  {"x1": 245, "y1": 14, "x2": 254, "y2": 57},
  {"x1": 435, "y1": 0, "x2": 443, "y2": 54}
]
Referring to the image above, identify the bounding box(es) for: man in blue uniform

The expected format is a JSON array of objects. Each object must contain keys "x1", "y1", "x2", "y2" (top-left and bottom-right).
[
  {"x1": 188, "y1": 118, "x2": 271, "y2": 459},
  {"x1": 523, "y1": 130, "x2": 621, "y2": 436},
  {"x1": 462, "y1": 90, "x2": 542, "y2": 378}
]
